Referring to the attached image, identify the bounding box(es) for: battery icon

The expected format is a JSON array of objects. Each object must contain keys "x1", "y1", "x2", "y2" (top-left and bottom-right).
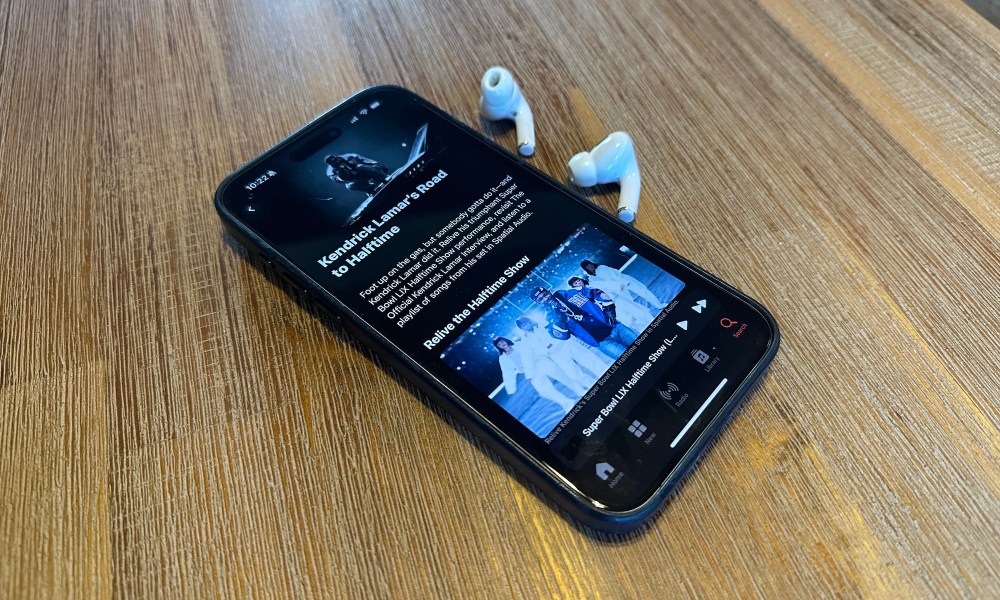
[{"x1": 369, "y1": 101, "x2": 381, "y2": 110}]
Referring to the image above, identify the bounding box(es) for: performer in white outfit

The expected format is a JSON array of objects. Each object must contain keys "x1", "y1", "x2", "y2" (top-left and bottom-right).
[
  {"x1": 515, "y1": 316, "x2": 606, "y2": 385},
  {"x1": 493, "y1": 337, "x2": 578, "y2": 411},
  {"x1": 581, "y1": 259, "x2": 666, "y2": 311}
]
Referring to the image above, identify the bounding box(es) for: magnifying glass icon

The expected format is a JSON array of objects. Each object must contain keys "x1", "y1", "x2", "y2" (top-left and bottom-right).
[{"x1": 720, "y1": 318, "x2": 737, "y2": 329}]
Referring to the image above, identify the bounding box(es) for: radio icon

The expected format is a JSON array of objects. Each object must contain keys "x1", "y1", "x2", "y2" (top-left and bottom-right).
[{"x1": 658, "y1": 382, "x2": 680, "y2": 402}]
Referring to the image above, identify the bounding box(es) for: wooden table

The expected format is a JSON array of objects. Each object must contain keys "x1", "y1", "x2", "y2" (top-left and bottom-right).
[{"x1": 2, "y1": 0, "x2": 997, "y2": 597}]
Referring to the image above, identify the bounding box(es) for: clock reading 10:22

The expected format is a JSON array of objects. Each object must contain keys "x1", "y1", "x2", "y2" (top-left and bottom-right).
[{"x1": 244, "y1": 170, "x2": 277, "y2": 192}]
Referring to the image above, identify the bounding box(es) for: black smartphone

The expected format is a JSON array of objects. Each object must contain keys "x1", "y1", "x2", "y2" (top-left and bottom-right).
[{"x1": 215, "y1": 86, "x2": 779, "y2": 532}]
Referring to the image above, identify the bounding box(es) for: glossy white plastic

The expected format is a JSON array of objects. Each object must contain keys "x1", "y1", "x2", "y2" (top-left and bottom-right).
[
  {"x1": 568, "y1": 132, "x2": 641, "y2": 223},
  {"x1": 480, "y1": 66, "x2": 536, "y2": 156}
]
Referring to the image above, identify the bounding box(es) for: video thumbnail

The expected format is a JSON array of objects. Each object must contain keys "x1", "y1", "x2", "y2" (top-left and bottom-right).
[{"x1": 440, "y1": 224, "x2": 685, "y2": 437}]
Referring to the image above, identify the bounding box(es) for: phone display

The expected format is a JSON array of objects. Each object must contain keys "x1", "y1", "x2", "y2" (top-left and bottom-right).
[{"x1": 215, "y1": 86, "x2": 779, "y2": 531}]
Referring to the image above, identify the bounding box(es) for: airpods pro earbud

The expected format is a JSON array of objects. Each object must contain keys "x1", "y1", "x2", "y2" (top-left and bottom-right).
[
  {"x1": 480, "y1": 66, "x2": 536, "y2": 157},
  {"x1": 568, "y1": 132, "x2": 641, "y2": 223}
]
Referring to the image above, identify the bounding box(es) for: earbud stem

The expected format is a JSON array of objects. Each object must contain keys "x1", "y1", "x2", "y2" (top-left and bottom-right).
[
  {"x1": 513, "y1": 109, "x2": 535, "y2": 156},
  {"x1": 617, "y1": 172, "x2": 640, "y2": 223}
]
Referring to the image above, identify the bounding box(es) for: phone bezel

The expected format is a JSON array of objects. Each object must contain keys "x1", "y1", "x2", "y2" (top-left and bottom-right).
[{"x1": 214, "y1": 85, "x2": 780, "y2": 532}]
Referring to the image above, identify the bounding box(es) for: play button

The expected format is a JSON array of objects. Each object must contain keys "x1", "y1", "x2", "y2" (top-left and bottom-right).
[{"x1": 677, "y1": 320, "x2": 688, "y2": 330}]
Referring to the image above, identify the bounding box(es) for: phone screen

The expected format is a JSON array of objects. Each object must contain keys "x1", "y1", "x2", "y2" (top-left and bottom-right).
[{"x1": 218, "y1": 87, "x2": 776, "y2": 512}]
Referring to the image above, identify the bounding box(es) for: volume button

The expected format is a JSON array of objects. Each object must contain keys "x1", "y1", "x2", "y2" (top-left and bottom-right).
[
  {"x1": 278, "y1": 269, "x2": 308, "y2": 297},
  {"x1": 277, "y1": 269, "x2": 341, "y2": 326},
  {"x1": 318, "y1": 304, "x2": 342, "y2": 326}
]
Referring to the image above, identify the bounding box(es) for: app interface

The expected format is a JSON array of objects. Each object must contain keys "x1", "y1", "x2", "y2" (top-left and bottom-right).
[{"x1": 222, "y1": 88, "x2": 773, "y2": 510}]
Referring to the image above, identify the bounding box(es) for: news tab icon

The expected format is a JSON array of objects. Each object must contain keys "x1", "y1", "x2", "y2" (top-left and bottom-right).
[{"x1": 627, "y1": 420, "x2": 648, "y2": 439}]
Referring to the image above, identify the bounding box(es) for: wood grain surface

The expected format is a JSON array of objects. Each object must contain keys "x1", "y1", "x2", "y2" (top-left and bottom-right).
[{"x1": 1, "y1": 0, "x2": 998, "y2": 597}]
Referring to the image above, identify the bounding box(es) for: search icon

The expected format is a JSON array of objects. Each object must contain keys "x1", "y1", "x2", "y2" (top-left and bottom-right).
[{"x1": 720, "y1": 318, "x2": 738, "y2": 329}]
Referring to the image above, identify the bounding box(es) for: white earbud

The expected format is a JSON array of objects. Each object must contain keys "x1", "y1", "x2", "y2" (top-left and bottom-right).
[
  {"x1": 568, "y1": 132, "x2": 641, "y2": 223},
  {"x1": 480, "y1": 67, "x2": 535, "y2": 157}
]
